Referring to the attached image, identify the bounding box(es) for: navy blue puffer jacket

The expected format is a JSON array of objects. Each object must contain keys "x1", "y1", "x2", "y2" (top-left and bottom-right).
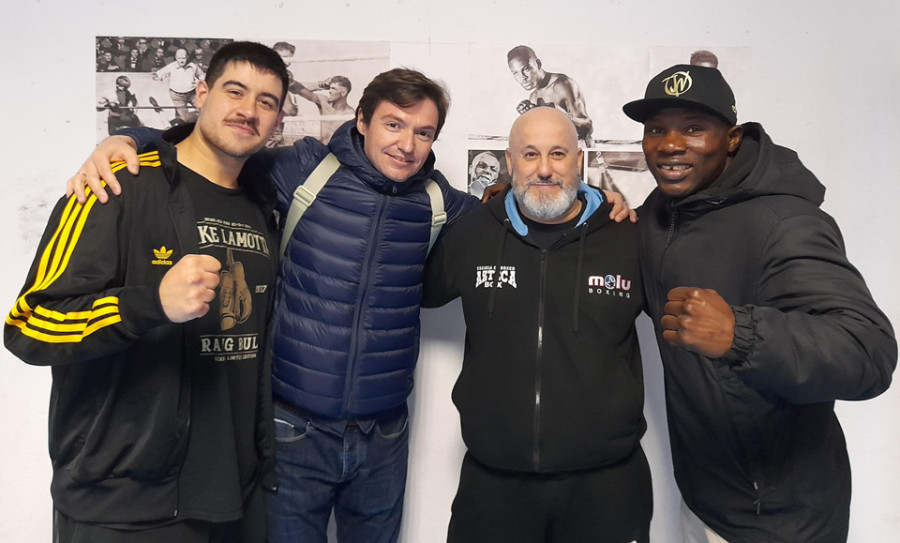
[{"x1": 254, "y1": 121, "x2": 478, "y2": 418}]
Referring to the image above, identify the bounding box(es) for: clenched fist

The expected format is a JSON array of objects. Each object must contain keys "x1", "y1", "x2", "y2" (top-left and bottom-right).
[
  {"x1": 159, "y1": 254, "x2": 222, "y2": 323},
  {"x1": 660, "y1": 287, "x2": 735, "y2": 358}
]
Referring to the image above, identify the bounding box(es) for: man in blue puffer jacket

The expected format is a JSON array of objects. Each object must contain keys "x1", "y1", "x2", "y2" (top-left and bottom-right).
[
  {"x1": 70, "y1": 67, "x2": 629, "y2": 542},
  {"x1": 68, "y1": 68, "x2": 477, "y2": 543}
]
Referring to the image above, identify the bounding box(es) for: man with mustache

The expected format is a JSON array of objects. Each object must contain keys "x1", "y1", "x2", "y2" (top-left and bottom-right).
[
  {"x1": 423, "y1": 107, "x2": 650, "y2": 543},
  {"x1": 6, "y1": 41, "x2": 290, "y2": 543}
]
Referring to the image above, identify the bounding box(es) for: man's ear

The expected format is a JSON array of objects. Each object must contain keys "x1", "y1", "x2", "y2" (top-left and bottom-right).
[
  {"x1": 194, "y1": 80, "x2": 210, "y2": 110},
  {"x1": 356, "y1": 109, "x2": 367, "y2": 136},
  {"x1": 727, "y1": 124, "x2": 744, "y2": 154},
  {"x1": 577, "y1": 149, "x2": 584, "y2": 177}
]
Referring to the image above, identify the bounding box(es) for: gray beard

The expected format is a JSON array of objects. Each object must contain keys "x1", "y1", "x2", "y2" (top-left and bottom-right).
[{"x1": 513, "y1": 180, "x2": 579, "y2": 221}]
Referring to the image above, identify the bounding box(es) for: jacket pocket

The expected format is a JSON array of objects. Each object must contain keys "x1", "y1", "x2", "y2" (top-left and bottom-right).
[{"x1": 53, "y1": 352, "x2": 189, "y2": 484}]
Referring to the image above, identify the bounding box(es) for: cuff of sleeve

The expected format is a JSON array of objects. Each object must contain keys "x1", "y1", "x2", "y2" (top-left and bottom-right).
[
  {"x1": 118, "y1": 279, "x2": 171, "y2": 336},
  {"x1": 722, "y1": 305, "x2": 755, "y2": 365}
]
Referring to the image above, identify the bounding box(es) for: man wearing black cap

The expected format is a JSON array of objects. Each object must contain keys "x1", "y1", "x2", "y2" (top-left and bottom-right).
[{"x1": 625, "y1": 65, "x2": 896, "y2": 542}]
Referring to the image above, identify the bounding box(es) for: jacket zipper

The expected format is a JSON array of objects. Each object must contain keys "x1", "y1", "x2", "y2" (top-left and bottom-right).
[
  {"x1": 343, "y1": 195, "x2": 388, "y2": 414},
  {"x1": 753, "y1": 481, "x2": 761, "y2": 515},
  {"x1": 533, "y1": 250, "x2": 549, "y2": 470},
  {"x1": 665, "y1": 206, "x2": 679, "y2": 248}
]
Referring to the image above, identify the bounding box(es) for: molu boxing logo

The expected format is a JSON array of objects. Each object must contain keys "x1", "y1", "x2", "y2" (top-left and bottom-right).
[
  {"x1": 662, "y1": 71, "x2": 692, "y2": 97},
  {"x1": 475, "y1": 265, "x2": 518, "y2": 289},
  {"x1": 588, "y1": 274, "x2": 632, "y2": 298}
]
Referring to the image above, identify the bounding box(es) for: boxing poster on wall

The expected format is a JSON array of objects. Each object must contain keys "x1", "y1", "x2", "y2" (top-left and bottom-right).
[
  {"x1": 92, "y1": 37, "x2": 748, "y2": 207},
  {"x1": 462, "y1": 44, "x2": 751, "y2": 203},
  {"x1": 94, "y1": 37, "x2": 390, "y2": 147}
]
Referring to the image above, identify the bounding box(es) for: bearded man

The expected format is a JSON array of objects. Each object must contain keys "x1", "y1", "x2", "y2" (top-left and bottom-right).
[{"x1": 422, "y1": 107, "x2": 650, "y2": 543}]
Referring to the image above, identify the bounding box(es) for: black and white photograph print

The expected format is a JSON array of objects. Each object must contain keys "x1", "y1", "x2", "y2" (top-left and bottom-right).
[
  {"x1": 94, "y1": 37, "x2": 389, "y2": 147},
  {"x1": 259, "y1": 39, "x2": 390, "y2": 147},
  {"x1": 506, "y1": 44, "x2": 596, "y2": 147},
  {"x1": 466, "y1": 149, "x2": 509, "y2": 199},
  {"x1": 466, "y1": 42, "x2": 648, "y2": 147},
  {"x1": 95, "y1": 37, "x2": 232, "y2": 140},
  {"x1": 465, "y1": 44, "x2": 751, "y2": 151}
]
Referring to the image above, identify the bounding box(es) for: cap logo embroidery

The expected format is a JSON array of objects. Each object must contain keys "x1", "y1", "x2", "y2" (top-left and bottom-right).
[{"x1": 662, "y1": 71, "x2": 692, "y2": 97}]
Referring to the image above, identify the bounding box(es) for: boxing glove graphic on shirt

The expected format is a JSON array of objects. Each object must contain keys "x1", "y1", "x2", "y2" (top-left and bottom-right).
[{"x1": 219, "y1": 248, "x2": 252, "y2": 331}]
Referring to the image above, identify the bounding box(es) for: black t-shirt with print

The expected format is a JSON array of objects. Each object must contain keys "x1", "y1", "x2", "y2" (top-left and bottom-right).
[{"x1": 175, "y1": 165, "x2": 276, "y2": 523}]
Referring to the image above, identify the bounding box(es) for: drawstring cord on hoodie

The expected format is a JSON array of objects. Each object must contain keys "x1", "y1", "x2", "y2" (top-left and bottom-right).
[
  {"x1": 490, "y1": 217, "x2": 588, "y2": 335},
  {"x1": 487, "y1": 219, "x2": 512, "y2": 317},
  {"x1": 572, "y1": 223, "x2": 588, "y2": 333}
]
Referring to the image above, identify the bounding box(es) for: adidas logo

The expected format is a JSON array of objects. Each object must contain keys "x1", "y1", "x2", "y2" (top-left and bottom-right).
[{"x1": 152, "y1": 246, "x2": 174, "y2": 266}]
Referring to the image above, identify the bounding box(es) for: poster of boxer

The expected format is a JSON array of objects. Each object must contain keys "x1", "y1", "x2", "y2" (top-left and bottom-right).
[
  {"x1": 94, "y1": 37, "x2": 390, "y2": 146},
  {"x1": 465, "y1": 44, "x2": 751, "y2": 206},
  {"x1": 466, "y1": 149, "x2": 508, "y2": 199}
]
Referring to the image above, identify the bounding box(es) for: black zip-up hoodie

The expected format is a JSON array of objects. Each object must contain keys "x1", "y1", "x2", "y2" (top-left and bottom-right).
[
  {"x1": 423, "y1": 185, "x2": 645, "y2": 473},
  {"x1": 5, "y1": 129, "x2": 278, "y2": 524},
  {"x1": 639, "y1": 123, "x2": 896, "y2": 542}
]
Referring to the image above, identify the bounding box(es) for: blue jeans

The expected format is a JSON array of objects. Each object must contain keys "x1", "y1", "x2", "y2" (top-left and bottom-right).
[{"x1": 265, "y1": 402, "x2": 409, "y2": 543}]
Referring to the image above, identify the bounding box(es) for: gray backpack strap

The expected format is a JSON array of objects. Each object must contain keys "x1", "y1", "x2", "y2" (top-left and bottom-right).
[
  {"x1": 425, "y1": 179, "x2": 447, "y2": 254},
  {"x1": 280, "y1": 153, "x2": 341, "y2": 256}
]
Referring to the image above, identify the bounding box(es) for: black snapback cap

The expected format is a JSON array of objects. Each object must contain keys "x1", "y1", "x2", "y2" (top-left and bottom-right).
[{"x1": 623, "y1": 64, "x2": 737, "y2": 125}]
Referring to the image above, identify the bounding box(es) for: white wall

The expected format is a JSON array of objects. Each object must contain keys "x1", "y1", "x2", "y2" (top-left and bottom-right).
[{"x1": 1, "y1": 1, "x2": 897, "y2": 541}]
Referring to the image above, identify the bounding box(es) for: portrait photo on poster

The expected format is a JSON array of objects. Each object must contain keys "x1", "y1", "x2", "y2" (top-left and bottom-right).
[{"x1": 466, "y1": 149, "x2": 508, "y2": 199}]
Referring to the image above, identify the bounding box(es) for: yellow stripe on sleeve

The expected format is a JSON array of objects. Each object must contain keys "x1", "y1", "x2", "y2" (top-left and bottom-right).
[{"x1": 6, "y1": 189, "x2": 123, "y2": 344}]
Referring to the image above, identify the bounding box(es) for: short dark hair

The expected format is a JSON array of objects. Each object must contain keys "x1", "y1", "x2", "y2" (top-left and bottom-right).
[
  {"x1": 507, "y1": 45, "x2": 538, "y2": 65},
  {"x1": 204, "y1": 41, "x2": 290, "y2": 106},
  {"x1": 330, "y1": 75, "x2": 352, "y2": 93},
  {"x1": 356, "y1": 68, "x2": 450, "y2": 139}
]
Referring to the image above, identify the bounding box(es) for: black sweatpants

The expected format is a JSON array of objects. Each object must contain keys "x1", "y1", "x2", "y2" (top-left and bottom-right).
[
  {"x1": 53, "y1": 482, "x2": 266, "y2": 543},
  {"x1": 447, "y1": 447, "x2": 652, "y2": 543}
]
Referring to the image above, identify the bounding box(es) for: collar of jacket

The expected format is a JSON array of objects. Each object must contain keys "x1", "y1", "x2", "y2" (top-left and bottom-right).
[
  {"x1": 503, "y1": 182, "x2": 604, "y2": 237},
  {"x1": 159, "y1": 122, "x2": 276, "y2": 214},
  {"x1": 156, "y1": 124, "x2": 191, "y2": 186},
  {"x1": 655, "y1": 122, "x2": 825, "y2": 217},
  {"x1": 327, "y1": 120, "x2": 439, "y2": 196}
]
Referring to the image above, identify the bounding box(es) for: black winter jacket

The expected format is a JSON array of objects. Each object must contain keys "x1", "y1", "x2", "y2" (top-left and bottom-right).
[
  {"x1": 5, "y1": 135, "x2": 278, "y2": 524},
  {"x1": 424, "y1": 186, "x2": 645, "y2": 473},
  {"x1": 639, "y1": 123, "x2": 896, "y2": 542}
]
